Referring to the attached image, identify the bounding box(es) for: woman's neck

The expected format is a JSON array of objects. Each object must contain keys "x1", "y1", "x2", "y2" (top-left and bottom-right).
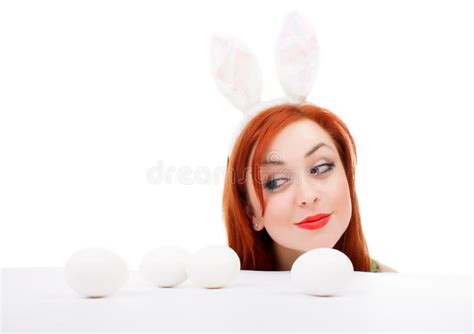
[{"x1": 272, "y1": 241, "x2": 305, "y2": 271}]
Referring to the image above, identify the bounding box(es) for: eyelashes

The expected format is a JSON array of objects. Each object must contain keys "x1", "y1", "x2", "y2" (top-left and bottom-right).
[
  {"x1": 310, "y1": 162, "x2": 335, "y2": 175},
  {"x1": 263, "y1": 163, "x2": 336, "y2": 192}
]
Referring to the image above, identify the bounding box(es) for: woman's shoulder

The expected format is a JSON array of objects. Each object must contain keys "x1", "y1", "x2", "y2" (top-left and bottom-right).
[{"x1": 370, "y1": 258, "x2": 397, "y2": 273}]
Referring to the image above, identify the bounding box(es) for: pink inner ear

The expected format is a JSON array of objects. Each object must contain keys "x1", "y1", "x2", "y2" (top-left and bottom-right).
[
  {"x1": 277, "y1": 14, "x2": 318, "y2": 65},
  {"x1": 281, "y1": 43, "x2": 307, "y2": 64},
  {"x1": 233, "y1": 51, "x2": 253, "y2": 93},
  {"x1": 217, "y1": 57, "x2": 233, "y2": 84},
  {"x1": 217, "y1": 48, "x2": 255, "y2": 97}
]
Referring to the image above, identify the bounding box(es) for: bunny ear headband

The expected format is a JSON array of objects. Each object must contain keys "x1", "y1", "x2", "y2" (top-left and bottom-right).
[{"x1": 210, "y1": 11, "x2": 320, "y2": 154}]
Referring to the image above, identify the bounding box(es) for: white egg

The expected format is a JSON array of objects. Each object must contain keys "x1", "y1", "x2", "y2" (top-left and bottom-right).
[
  {"x1": 64, "y1": 247, "x2": 128, "y2": 298},
  {"x1": 291, "y1": 248, "x2": 354, "y2": 296},
  {"x1": 140, "y1": 245, "x2": 190, "y2": 288},
  {"x1": 185, "y1": 244, "x2": 240, "y2": 289}
]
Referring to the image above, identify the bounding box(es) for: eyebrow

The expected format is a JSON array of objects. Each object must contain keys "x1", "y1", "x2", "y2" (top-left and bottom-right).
[{"x1": 261, "y1": 142, "x2": 333, "y2": 166}]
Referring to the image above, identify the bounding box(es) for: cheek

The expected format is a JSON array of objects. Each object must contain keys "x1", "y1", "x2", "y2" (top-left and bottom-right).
[{"x1": 262, "y1": 192, "x2": 294, "y2": 225}]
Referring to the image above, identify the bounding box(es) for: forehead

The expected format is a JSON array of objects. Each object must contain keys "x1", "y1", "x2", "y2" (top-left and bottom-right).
[{"x1": 264, "y1": 119, "x2": 335, "y2": 161}]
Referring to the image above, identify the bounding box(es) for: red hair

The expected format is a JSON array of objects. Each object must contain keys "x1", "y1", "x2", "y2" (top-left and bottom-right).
[{"x1": 222, "y1": 103, "x2": 372, "y2": 271}]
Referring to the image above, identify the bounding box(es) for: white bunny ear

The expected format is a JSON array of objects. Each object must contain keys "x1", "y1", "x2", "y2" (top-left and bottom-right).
[
  {"x1": 211, "y1": 35, "x2": 263, "y2": 115},
  {"x1": 274, "y1": 12, "x2": 320, "y2": 103}
]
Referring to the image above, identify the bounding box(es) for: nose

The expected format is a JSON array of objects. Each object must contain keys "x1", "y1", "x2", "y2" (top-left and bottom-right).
[{"x1": 296, "y1": 173, "x2": 319, "y2": 206}]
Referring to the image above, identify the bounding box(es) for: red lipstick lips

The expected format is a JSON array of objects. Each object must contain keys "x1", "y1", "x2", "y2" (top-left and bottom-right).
[{"x1": 296, "y1": 213, "x2": 331, "y2": 230}]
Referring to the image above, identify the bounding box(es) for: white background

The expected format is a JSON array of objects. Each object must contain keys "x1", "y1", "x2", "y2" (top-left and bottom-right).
[{"x1": 1, "y1": 0, "x2": 473, "y2": 274}]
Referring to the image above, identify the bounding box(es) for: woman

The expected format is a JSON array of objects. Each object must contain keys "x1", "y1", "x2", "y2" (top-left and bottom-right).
[
  {"x1": 222, "y1": 103, "x2": 397, "y2": 273},
  {"x1": 212, "y1": 12, "x2": 396, "y2": 273}
]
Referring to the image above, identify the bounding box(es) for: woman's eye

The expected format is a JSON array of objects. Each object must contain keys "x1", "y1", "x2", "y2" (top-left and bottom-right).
[
  {"x1": 263, "y1": 163, "x2": 335, "y2": 192},
  {"x1": 310, "y1": 162, "x2": 335, "y2": 175},
  {"x1": 264, "y1": 178, "x2": 287, "y2": 191}
]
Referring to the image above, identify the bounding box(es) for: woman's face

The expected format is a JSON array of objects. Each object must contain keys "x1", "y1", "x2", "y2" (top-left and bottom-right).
[{"x1": 245, "y1": 118, "x2": 352, "y2": 256}]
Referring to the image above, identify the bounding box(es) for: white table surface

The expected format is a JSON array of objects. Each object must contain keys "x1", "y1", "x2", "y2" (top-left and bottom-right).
[{"x1": 1, "y1": 267, "x2": 472, "y2": 332}]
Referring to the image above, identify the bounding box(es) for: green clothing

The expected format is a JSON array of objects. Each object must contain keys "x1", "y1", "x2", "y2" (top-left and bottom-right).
[{"x1": 370, "y1": 259, "x2": 380, "y2": 273}]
